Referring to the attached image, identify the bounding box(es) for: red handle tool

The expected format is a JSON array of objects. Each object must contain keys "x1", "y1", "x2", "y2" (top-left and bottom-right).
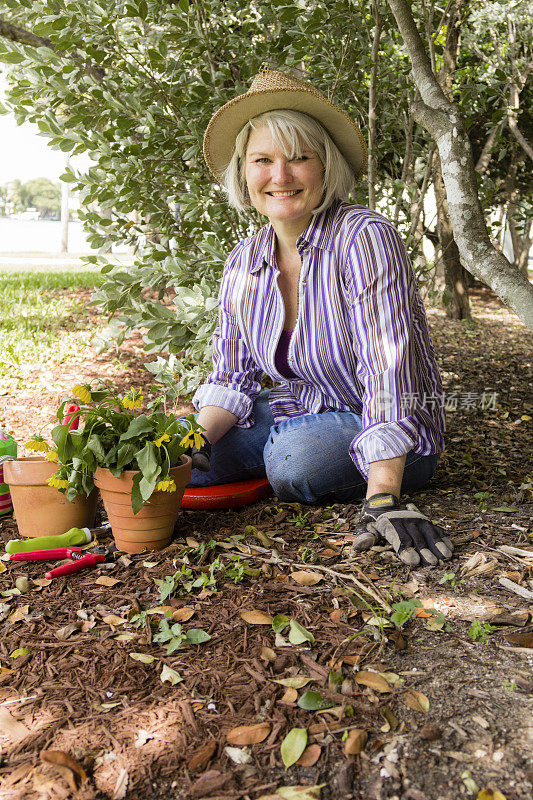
[
  {"x1": 9, "y1": 547, "x2": 82, "y2": 562},
  {"x1": 45, "y1": 553, "x2": 105, "y2": 580}
]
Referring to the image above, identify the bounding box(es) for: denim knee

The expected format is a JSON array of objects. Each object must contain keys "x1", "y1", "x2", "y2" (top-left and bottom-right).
[{"x1": 263, "y1": 433, "x2": 318, "y2": 503}]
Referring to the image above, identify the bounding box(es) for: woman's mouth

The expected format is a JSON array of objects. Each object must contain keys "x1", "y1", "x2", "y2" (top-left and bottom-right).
[{"x1": 266, "y1": 190, "x2": 302, "y2": 197}]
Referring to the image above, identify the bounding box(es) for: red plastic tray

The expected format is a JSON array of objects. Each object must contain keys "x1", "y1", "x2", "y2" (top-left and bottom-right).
[{"x1": 182, "y1": 478, "x2": 273, "y2": 509}]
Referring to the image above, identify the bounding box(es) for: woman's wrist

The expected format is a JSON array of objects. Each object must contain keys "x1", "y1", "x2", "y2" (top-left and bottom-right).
[{"x1": 366, "y1": 454, "x2": 406, "y2": 500}]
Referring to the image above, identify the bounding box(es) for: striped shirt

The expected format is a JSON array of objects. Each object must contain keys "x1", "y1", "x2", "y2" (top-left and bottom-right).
[{"x1": 193, "y1": 201, "x2": 445, "y2": 477}]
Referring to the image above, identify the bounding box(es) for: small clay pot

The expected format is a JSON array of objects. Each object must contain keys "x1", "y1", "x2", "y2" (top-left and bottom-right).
[
  {"x1": 94, "y1": 455, "x2": 192, "y2": 554},
  {"x1": 4, "y1": 457, "x2": 98, "y2": 538}
]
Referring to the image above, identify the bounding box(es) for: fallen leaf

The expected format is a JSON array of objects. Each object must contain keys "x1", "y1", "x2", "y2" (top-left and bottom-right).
[
  {"x1": 476, "y1": 791, "x2": 507, "y2": 800},
  {"x1": 55, "y1": 621, "x2": 82, "y2": 641},
  {"x1": 188, "y1": 739, "x2": 217, "y2": 771},
  {"x1": 354, "y1": 670, "x2": 393, "y2": 693},
  {"x1": 280, "y1": 687, "x2": 298, "y2": 703},
  {"x1": 297, "y1": 690, "x2": 335, "y2": 711},
  {"x1": 260, "y1": 646, "x2": 276, "y2": 662},
  {"x1": 281, "y1": 727, "x2": 308, "y2": 768},
  {"x1": 160, "y1": 664, "x2": 182, "y2": 685},
  {"x1": 382, "y1": 672, "x2": 404, "y2": 687},
  {"x1": 40, "y1": 750, "x2": 87, "y2": 791},
  {"x1": 142, "y1": 560, "x2": 158, "y2": 568},
  {"x1": 272, "y1": 676, "x2": 312, "y2": 689},
  {"x1": 288, "y1": 619, "x2": 315, "y2": 645},
  {"x1": 419, "y1": 723, "x2": 441, "y2": 740},
  {"x1": 147, "y1": 605, "x2": 175, "y2": 615},
  {"x1": 9, "y1": 604, "x2": 29, "y2": 624},
  {"x1": 226, "y1": 722, "x2": 271, "y2": 745},
  {"x1": 240, "y1": 609, "x2": 274, "y2": 625},
  {"x1": 172, "y1": 606, "x2": 195, "y2": 622},
  {"x1": 291, "y1": 571, "x2": 323, "y2": 586},
  {"x1": 380, "y1": 705, "x2": 400, "y2": 732},
  {"x1": 403, "y1": 689, "x2": 430, "y2": 713},
  {"x1": 0, "y1": 708, "x2": 30, "y2": 742},
  {"x1": 112, "y1": 767, "x2": 129, "y2": 800},
  {"x1": 224, "y1": 745, "x2": 253, "y2": 764},
  {"x1": 186, "y1": 537, "x2": 200, "y2": 547},
  {"x1": 276, "y1": 787, "x2": 324, "y2": 800},
  {"x1": 190, "y1": 769, "x2": 230, "y2": 797},
  {"x1": 10, "y1": 647, "x2": 30, "y2": 659},
  {"x1": 272, "y1": 613, "x2": 290, "y2": 633},
  {"x1": 344, "y1": 728, "x2": 367, "y2": 756},
  {"x1": 114, "y1": 633, "x2": 137, "y2": 642},
  {"x1": 129, "y1": 652, "x2": 156, "y2": 664},
  {"x1": 102, "y1": 614, "x2": 127, "y2": 626},
  {"x1": 33, "y1": 578, "x2": 52, "y2": 588},
  {"x1": 296, "y1": 744, "x2": 322, "y2": 766},
  {"x1": 95, "y1": 575, "x2": 121, "y2": 587}
]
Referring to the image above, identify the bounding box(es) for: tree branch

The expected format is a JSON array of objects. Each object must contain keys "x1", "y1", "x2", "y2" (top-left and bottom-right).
[{"x1": 0, "y1": 17, "x2": 53, "y2": 49}]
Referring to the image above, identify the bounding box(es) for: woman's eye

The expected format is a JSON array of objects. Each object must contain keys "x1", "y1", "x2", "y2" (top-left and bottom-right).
[
  {"x1": 294, "y1": 155, "x2": 308, "y2": 161},
  {"x1": 256, "y1": 158, "x2": 270, "y2": 163}
]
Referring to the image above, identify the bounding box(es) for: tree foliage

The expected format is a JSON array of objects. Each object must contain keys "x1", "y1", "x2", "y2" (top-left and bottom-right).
[{"x1": 0, "y1": 0, "x2": 531, "y2": 392}]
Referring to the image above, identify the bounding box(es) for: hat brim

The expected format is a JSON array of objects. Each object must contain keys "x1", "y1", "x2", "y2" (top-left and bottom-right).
[{"x1": 203, "y1": 88, "x2": 367, "y2": 181}]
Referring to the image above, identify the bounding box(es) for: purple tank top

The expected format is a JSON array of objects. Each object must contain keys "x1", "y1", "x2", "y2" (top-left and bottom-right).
[{"x1": 274, "y1": 329, "x2": 297, "y2": 379}]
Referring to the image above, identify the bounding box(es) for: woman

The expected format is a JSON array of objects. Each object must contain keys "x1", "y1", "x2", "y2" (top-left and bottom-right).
[{"x1": 190, "y1": 69, "x2": 453, "y2": 567}]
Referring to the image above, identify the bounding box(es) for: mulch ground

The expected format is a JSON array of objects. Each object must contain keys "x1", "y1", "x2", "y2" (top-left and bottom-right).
[{"x1": 0, "y1": 287, "x2": 532, "y2": 800}]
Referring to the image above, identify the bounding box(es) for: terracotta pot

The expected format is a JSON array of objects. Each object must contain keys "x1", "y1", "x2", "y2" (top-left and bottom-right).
[
  {"x1": 4, "y1": 457, "x2": 98, "y2": 538},
  {"x1": 94, "y1": 455, "x2": 192, "y2": 553}
]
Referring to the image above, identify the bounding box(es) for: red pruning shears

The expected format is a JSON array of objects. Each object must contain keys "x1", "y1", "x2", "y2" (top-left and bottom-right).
[{"x1": 10, "y1": 545, "x2": 117, "y2": 580}]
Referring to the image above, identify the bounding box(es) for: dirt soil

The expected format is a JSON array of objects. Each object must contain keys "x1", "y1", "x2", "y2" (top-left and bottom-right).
[{"x1": 0, "y1": 287, "x2": 532, "y2": 800}]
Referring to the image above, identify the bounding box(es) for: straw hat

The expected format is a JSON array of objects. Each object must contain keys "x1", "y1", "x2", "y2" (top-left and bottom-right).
[{"x1": 203, "y1": 68, "x2": 367, "y2": 181}]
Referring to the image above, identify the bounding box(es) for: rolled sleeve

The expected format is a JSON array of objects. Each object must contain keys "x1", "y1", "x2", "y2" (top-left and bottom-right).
[
  {"x1": 345, "y1": 220, "x2": 423, "y2": 478},
  {"x1": 192, "y1": 253, "x2": 263, "y2": 428}
]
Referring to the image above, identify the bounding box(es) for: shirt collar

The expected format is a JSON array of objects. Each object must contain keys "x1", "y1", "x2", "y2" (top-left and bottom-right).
[{"x1": 251, "y1": 201, "x2": 339, "y2": 273}]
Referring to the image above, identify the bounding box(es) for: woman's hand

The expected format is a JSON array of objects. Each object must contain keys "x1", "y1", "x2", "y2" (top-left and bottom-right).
[{"x1": 352, "y1": 493, "x2": 454, "y2": 566}]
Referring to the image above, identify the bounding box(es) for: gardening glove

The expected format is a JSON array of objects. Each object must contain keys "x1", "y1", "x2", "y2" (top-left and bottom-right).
[
  {"x1": 351, "y1": 493, "x2": 454, "y2": 567},
  {"x1": 190, "y1": 439, "x2": 211, "y2": 472}
]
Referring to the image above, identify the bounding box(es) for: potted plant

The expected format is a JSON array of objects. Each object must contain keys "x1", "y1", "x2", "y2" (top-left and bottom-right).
[
  {"x1": 5, "y1": 406, "x2": 98, "y2": 538},
  {"x1": 48, "y1": 383, "x2": 205, "y2": 553}
]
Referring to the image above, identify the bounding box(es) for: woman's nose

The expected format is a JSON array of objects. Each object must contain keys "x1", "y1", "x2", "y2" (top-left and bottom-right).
[{"x1": 272, "y1": 159, "x2": 293, "y2": 183}]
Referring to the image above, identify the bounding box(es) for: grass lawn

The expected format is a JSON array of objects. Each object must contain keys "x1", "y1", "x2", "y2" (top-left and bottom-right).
[{"x1": 0, "y1": 267, "x2": 101, "y2": 393}]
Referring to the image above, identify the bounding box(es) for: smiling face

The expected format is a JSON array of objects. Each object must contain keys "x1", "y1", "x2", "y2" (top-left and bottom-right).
[{"x1": 244, "y1": 124, "x2": 324, "y2": 233}]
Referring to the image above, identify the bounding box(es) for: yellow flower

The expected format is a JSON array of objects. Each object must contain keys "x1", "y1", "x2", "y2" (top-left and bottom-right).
[
  {"x1": 155, "y1": 478, "x2": 176, "y2": 493},
  {"x1": 179, "y1": 430, "x2": 205, "y2": 450},
  {"x1": 72, "y1": 384, "x2": 91, "y2": 403},
  {"x1": 24, "y1": 438, "x2": 50, "y2": 452},
  {"x1": 47, "y1": 473, "x2": 69, "y2": 490},
  {"x1": 122, "y1": 390, "x2": 143, "y2": 410},
  {"x1": 45, "y1": 450, "x2": 58, "y2": 462},
  {"x1": 154, "y1": 433, "x2": 171, "y2": 448}
]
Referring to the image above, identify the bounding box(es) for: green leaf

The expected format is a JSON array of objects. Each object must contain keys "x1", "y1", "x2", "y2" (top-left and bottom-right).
[
  {"x1": 130, "y1": 472, "x2": 144, "y2": 514},
  {"x1": 120, "y1": 415, "x2": 154, "y2": 442},
  {"x1": 288, "y1": 619, "x2": 315, "y2": 645},
  {"x1": 185, "y1": 629, "x2": 211, "y2": 645},
  {"x1": 272, "y1": 613, "x2": 290, "y2": 633},
  {"x1": 297, "y1": 691, "x2": 335, "y2": 711},
  {"x1": 280, "y1": 727, "x2": 308, "y2": 768}
]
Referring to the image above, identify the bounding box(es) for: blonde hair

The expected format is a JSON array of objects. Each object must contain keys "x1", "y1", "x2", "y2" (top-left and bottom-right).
[{"x1": 221, "y1": 109, "x2": 357, "y2": 214}]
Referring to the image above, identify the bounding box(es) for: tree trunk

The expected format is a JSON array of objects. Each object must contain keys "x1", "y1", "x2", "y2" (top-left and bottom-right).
[
  {"x1": 433, "y1": 154, "x2": 471, "y2": 318},
  {"x1": 386, "y1": 0, "x2": 533, "y2": 331},
  {"x1": 367, "y1": 0, "x2": 382, "y2": 209}
]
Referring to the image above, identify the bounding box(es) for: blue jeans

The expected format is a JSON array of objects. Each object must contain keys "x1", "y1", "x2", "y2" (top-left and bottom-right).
[{"x1": 189, "y1": 390, "x2": 439, "y2": 504}]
